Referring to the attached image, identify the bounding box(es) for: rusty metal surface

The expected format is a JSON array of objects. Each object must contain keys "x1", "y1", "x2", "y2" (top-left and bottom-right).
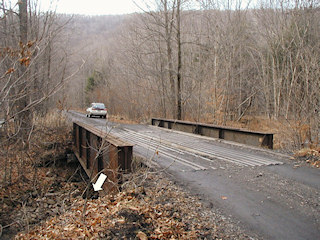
[
  {"x1": 152, "y1": 118, "x2": 273, "y2": 149},
  {"x1": 73, "y1": 121, "x2": 132, "y2": 192}
]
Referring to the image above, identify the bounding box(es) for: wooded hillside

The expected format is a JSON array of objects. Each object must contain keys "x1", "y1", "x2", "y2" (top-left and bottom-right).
[
  {"x1": 68, "y1": 0, "x2": 319, "y2": 149},
  {"x1": 1, "y1": 0, "x2": 319, "y2": 149}
]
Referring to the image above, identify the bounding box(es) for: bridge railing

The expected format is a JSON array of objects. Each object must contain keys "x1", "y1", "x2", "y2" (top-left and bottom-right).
[
  {"x1": 151, "y1": 118, "x2": 273, "y2": 149},
  {"x1": 73, "y1": 121, "x2": 133, "y2": 192}
]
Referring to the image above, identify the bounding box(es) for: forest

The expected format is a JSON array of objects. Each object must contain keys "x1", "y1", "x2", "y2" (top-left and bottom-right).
[
  {"x1": 0, "y1": 0, "x2": 319, "y2": 238},
  {"x1": 1, "y1": 0, "x2": 319, "y2": 150}
]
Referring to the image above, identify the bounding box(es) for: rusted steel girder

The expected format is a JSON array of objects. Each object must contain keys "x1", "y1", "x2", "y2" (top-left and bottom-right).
[
  {"x1": 73, "y1": 121, "x2": 133, "y2": 192},
  {"x1": 152, "y1": 118, "x2": 273, "y2": 149}
]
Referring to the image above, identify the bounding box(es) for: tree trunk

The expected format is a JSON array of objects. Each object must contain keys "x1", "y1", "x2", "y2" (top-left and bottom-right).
[
  {"x1": 18, "y1": 0, "x2": 31, "y2": 142},
  {"x1": 164, "y1": 0, "x2": 176, "y2": 118},
  {"x1": 19, "y1": 0, "x2": 28, "y2": 44},
  {"x1": 176, "y1": 0, "x2": 182, "y2": 120}
]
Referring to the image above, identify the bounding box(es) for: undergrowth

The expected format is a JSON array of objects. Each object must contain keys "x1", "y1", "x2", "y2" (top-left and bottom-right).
[{"x1": 0, "y1": 111, "x2": 81, "y2": 239}]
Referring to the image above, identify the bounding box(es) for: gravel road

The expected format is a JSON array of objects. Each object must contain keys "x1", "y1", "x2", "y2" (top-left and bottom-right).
[{"x1": 67, "y1": 111, "x2": 320, "y2": 240}]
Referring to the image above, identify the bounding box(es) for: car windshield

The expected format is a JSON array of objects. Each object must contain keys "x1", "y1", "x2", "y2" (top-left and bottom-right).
[{"x1": 93, "y1": 103, "x2": 105, "y2": 109}]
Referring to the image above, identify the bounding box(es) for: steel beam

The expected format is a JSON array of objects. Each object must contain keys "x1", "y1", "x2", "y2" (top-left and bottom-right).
[
  {"x1": 151, "y1": 118, "x2": 273, "y2": 149},
  {"x1": 73, "y1": 121, "x2": 133, "y2": 192}
]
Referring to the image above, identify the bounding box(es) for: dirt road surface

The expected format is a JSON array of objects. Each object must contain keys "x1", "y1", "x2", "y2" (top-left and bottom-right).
[{"x1": 67, "y1": 111, "x2": 320, "y2": 240}]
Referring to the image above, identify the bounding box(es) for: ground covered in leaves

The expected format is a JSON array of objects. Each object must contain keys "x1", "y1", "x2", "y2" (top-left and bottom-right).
[
  {"x1": 15, "y1": 169, "x2": 254, "y2": 239},
  {"x1": 294, "y1": 147, "x2": 320, "y2": 168},
  {"x1": 0, "y1": 114, "x2": 87, "y2": 239}
]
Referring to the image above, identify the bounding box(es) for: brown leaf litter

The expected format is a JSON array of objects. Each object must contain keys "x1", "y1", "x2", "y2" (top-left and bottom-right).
[{"x1": 15, "y1": 170, "x2": 254, "y2": 239}]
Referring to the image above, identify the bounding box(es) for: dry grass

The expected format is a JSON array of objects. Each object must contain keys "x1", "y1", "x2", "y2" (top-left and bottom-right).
[
  {"x1": 33, "y1": 111, "x2": 70, "y2": 129},
  {"x1": 108, "y1": 115, "x2": 140, "y2": 124},
  {"x1": 221, "y1": 116, "x2": 320, "y2": 167},
  {"x1": 219, "y1": 116, "x2": 317, "y2": 151}
]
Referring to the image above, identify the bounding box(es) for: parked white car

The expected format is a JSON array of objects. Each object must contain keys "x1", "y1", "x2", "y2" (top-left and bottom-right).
[{"x1": 86, "y1": 103, "x2": 107, "y2": 118}]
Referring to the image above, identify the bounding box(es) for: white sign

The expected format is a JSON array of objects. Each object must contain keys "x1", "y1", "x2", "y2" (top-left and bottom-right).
[{"x1": 92, "y1": 173, "x2": 107, "y2": 191}]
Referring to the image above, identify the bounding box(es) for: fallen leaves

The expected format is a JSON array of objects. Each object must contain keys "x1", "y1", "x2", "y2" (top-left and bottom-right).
[
  {"x1": 137, "y1": 231, "x2": 148, "y2": 240},
  {"x1": 15, "y1": 171, "x2": 218, "y2": 239},
  {"x1": 294, "y1": 148, "x2": 320, "y2": 158},
  {"x1": 5, "y1": 67, "x2": 15, "y2": 75},
  {"x1": 19, "y1": 57, "x2": 31, "y2": 67},
  {"x1": 294, "y1": 147, "x2": 320, "y2": 168},
  {"x1": 0, "y1": 116, "x2": 82, "y2": 239}
]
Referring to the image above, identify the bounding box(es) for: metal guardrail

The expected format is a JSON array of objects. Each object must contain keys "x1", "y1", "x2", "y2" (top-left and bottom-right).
[
  {"x1": 73, "y1": 121, "x2": 133, "y2": 192},
  {"x1": 151, "y1": 118, "x2": 273, "y2": 149}
]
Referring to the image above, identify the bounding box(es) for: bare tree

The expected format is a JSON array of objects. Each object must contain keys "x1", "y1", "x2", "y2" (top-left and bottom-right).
[
  {"x1": 63, "y1": 0, "x2": 319, "y2": 148},
  {"x1": 253, "y1": 0, "x2": 320, "y2": 146},
  {"x1": 0, "y1": 0, "x2": 78, "y2": 184}
]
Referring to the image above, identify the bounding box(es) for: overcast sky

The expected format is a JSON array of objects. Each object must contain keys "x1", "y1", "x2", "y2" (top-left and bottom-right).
[
  {"x1": 40, "y1": 0, "x2": 144, "y2": 15},
  {"x1": 6, "y1": 0, "x2": 258, "y2": 15}
]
